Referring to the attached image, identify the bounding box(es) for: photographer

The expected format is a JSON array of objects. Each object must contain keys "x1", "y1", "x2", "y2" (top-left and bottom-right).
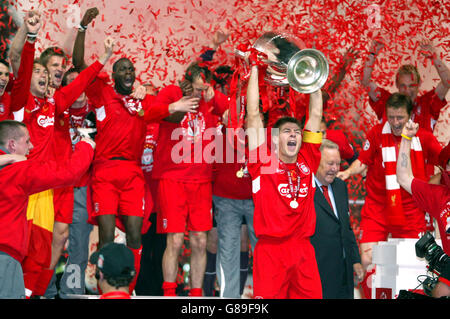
[
  {"x1": 396, "y1": 120, "x2": 450, "y2": 298},
  {"x1": 89, "y1": 243, "x2": 136, "y2": 299}
]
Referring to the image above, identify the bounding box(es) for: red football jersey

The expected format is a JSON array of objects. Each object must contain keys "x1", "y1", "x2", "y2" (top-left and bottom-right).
[
  {"x1": 85, "y1": 78, "x2": 167, "y2": 163},
  {"x1": 247, "y1": 131, "x2": 322, "y2": 239},
  {"x1": 359, "y1": 124, "x2": 442, "y2": 210},
  {"x1": 325, "y1": 129, "x2": 355, "y2": 162},
  {"x1": 0, "y1": 142, "x2": 93, "y2": 262},
  {"x1": 151, "y1": 85, "x2": 229, "y2": 182}
]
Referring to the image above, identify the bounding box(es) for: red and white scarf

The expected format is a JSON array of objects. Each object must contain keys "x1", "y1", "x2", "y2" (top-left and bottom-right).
[{"x1": 381, "y1": 121, "x2": 426, "y2": 226}]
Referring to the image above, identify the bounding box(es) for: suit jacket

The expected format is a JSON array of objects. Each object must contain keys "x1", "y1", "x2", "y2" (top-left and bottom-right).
[{"x1": 310, "y1": 177, "x2": 361, "y2": 299}]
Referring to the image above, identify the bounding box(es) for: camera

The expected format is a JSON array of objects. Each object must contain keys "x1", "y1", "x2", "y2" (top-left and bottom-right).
[{"x1": 415, "y1": 232, "x2": 450, "y2": 276}]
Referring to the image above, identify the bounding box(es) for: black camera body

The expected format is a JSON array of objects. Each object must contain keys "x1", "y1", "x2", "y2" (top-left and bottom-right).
[{"x1": 415, "y1": 232, "x2": 450, "y2": 276}]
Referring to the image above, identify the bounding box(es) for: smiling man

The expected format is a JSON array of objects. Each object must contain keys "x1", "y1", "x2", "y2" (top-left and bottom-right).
[
  {"x1": 337, "y1": 93, "x2": 442, "y2": 298},
  {"x1": 245, "y1": 63, "x2": 324, "y2": 299}
]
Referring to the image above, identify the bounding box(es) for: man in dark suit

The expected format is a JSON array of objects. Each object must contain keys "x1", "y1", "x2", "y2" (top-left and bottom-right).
[{"x1": 310, "y1": 139, "x2": 364, "y2": 299}]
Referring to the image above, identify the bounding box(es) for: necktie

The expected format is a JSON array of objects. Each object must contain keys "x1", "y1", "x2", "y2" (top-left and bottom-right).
[{"x1": 321, "y1": 185, "x2": 334, "y2": 212}]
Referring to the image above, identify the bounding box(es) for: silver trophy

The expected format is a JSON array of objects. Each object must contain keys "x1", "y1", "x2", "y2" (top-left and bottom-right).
[{"x1": 236, "y1": 32, "x2": 329, "y2": 94}]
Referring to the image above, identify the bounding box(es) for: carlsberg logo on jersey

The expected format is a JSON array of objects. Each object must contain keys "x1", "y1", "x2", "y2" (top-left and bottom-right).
[
  {"x1": 37, "y1": 115, "x2": 55, "y2": 128},
  {"x1": 278, "y1": 183, "x2": 309, "y2": 198}
]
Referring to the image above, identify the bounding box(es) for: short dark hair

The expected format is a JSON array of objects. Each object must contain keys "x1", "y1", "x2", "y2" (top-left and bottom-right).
[
  {"x1": 39, "y1": 47, "x2": 67, "y2": 68},
  {"x1": 0, "y1": 120, "x2": 26, "y2": 146},
  {"x1": 213, "y1": 65, "x2": 234, "y2": 87},
  {"x1": 184, "y1": 62, "x2": 212, "y2": 83},
  {"x1": 272, "y1": 116, "x2": 302, "y2": 136},
  {"x1": 112, "y1": 57, "x2": 133, "y2": 73},
  {"x1": 33, "y1": 59, "x2": 49, "y2": 72},
  {"x1": 386, "y1": 93, "x2": 413, "y2": 116},
  {"x1": 62, "y1": 67, "x2": 79, "y2": 87},
  {"x1": 0, "y1": 59, "x2": 10, "y2": 69},
  {"x1": 104, "y1": 273, "x2": 134, "y2": 289}
]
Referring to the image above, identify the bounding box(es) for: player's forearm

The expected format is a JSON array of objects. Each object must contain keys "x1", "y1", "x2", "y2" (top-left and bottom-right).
[
  {"x1": 9, "y1": 24, "x2": 28, "y2": 77},
  {"x1": 10, "y1": 41, "x2": 35, "y2": 111},
  {"x1": 304, "y1": 90, "x2": 322, "y2": 132},
  {"x1": 246, "y1": 65, "x2": 264, "y2": 150},
  {"x1": 347, "y1": 159, "x2": 367, "y2": 177},
  {"x1": 361, "y1": 53, "x2": 377, "y2": 88},
  {"x1": 72, "y1": 30, "x2": 88, "y2": 70},
  {"x1": 246, "y1": 65, "x2": 260, "y2": 121},
  {"x1": 433, "y1": 57, "x2": 450, "y2": 89},
  {"x1": 396, "y1": 137, "x2": 414, "y2": 194}
]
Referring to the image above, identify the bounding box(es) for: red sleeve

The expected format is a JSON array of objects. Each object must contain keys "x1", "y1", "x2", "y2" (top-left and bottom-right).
[
  {"x1": 18, "y1": 141, "x2": 94, "y2": 195},
  {"x1": 411, "y1": 178, "x2": 444, "y2": 219},
  {"x1": 418, "y1": 89, "x2": 447, "y2": 120},
  {"x1": 421, "y1": 130, "x2": 442, "y2": 166},
  {"x1": 358, "y1": 126, "x2": 378, "y2": 166},
  {"x1": 149, "y1": 85, "x2": 183, "y2": 121},
  {"x1": 85, "y1": 73, "x2": 110, "y2": 108},
  {"x1": 5, "y1": 73, "x2": 14, "y2": 93},
  {"x1": 369, "y1": 87, "x2": 391, "y2": 120},
  {"x1": 143, "y1": 94, "x2": 171, "y2": 123},
  {"x1": 155, "y1": 85, "x2": 182, "y2": 105},
  {"x1": 210, "y1": 90, "x2": 229, "y2": 117},
  {"x1": 54, "y1": 61, "x2": 104, "y2": 115},
  {"x1": 9, "y1": 41, "x2": 35, "y2": 112},
  {"x1": 326, "y1": 129, "x2": 355, "y2": 161}
]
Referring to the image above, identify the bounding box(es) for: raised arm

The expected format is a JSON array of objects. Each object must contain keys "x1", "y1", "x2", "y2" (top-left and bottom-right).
[
  {"x1": 72, "y1": 7, "x2": 99, "y2": 71},
  {"x1": 304, "y1": 89, "x2": 323, "y2": 132},
  {"x1": 419, "y1": 40, "x2": 450, "y2": 101},
  {"x1": 396, "y1": 121, "x2": 419, "y2": 194},
  {"x1": 361, "y1": 39, "x2": 384, "y2": 102},
  {"x1": 55, "y1": 37, "x2": 114, "y2": 114},
  {"x1": 246, "y1": 65, "x2": 264, "y2": 151},
  {"x1": 9, "y1": 11, "x2": 41, "y2": 77},
  {"x1": 323, "y1": 47, "x2": 359, "y2": 104}
]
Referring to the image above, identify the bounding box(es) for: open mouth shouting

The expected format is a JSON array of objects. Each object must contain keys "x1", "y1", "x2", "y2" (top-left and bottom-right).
[
  {"x1": 123, "y1": 76, "x2": 134, "y2": 88},
  {"x1": 53, "y1": 71, "x2": 63, "y2": 83},
  {"x1": 38, "y1": 79, "x2": 47, "y2": 90},
  {"x1": 287, "y1": 139, "x2": 298, "y2": 152}
]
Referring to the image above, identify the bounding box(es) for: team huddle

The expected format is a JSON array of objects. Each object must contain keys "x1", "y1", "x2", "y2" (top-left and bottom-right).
[{"x1": 0, "y1": 7, "x2": 449, "y2": 299}]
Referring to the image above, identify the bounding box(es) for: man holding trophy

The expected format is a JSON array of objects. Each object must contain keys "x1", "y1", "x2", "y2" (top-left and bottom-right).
[{"x1": 243, "y1": 33, "x2": 328, "y2": 298}]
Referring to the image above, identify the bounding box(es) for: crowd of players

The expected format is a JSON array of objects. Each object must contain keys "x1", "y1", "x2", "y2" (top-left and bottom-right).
[{"x1": 0, "y1": 8, "x2": 449, "y2": 299}]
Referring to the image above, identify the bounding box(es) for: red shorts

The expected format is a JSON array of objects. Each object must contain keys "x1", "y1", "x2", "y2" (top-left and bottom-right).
[
  {"x1": 156, "y1": 179, "x2": 212, "y2": 234},
  {"x1": 253, "y1": 236, "x2": 322, "y2": 299},
  {"x1": 359, "y1": 197, "x2": 425, "y2": 243},
  {"x1": 53, "y1": 186, "x2": 74, "y2": 224},
  {"x1": 91, "y1": 160, "x2": 145, "y2": 218}
]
